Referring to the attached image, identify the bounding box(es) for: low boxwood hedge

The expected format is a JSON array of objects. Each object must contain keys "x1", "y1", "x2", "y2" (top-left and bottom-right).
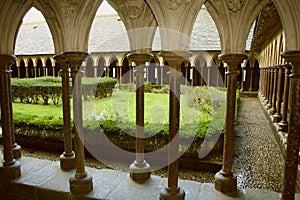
[{"x1": 11, "y1": 76, "x2": 117, "y2": 105}]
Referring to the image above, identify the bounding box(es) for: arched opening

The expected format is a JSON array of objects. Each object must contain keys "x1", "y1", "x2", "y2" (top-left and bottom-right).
[
  {"x1": 36, "y1": 58, "x2": 44, "y2": 77},
  {"x1": 109, "y1": 57, "x2": 117, "y2": 78},
  {"x1": 86, "y1": 57, "x2": 94, "y2": 77},
  {"x1": 46, "y1": 58, "x2": 53, "y2": 77},
  {"x1": 97, "y1": 57, "x2": 105, "y2": 77},
  {"x1": 19, "y1": 60, "x2": 26, "y2": 78},
  {"x1": 28, "y1": 59, "x2": 34, "y2": 78},
  {"x1": 15, "y1": 7, "x2": 54, "y2": 56},
  {"x1": 121, "y1": 57, "x2": 130, "y2": 84}
]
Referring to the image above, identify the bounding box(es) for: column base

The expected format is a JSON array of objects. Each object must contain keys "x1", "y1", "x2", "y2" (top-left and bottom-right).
[
  {"x1": 129, "y1": 160, "x2": 151, "y2": 183},
  {"x1": 214, "y1": 171, "x2": 237, "y2": 196},
  {"x1": 60, "y1": 152, "x2": 75, "y2": 171},
  {"x1": 0, "y1": 161, "x2": 21, "y2": 180},
  {"x1": 159, "y1": 187, "x2": 185, "y2": 200},
  {"x1": 273, "y1": 113, "x2": 282, "y2": 123},
  {"x1": 278, "y1": 121, "x2": 288, "y2": 132},
  {"x1": 12, "y1": 143, "x2": 22, "y2": 159},
  {"x1": 69, "y1": 174, "x2": 93, "y2": 195},
  {"x1": 269, "y1": 108, "x2": 276, "y2": 115}
]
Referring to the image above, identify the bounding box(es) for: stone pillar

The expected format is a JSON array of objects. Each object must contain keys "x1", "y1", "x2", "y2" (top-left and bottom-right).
[
  {"x1": 264, "y1": 68, "x2": 270, "y2": 105},
  {"x1": 215, "y1": 54, "x2": 247, "y2": 196},
  {"x1": 0, "y1": 55, "x2": 21, "y2": 180},
  {"x1": 269, "y1": 66, "x2": 278, "y2": 115},
  {"x1": 127, "y1": 53, "x2": 152, "y2": 183},
  {"x1": 54, "y1": 54, "x2": 75, "y2": 171},
  {"x1": 207, "y1": 66, "x2": 211, "y2": 87},
  {"x1": 281, "y1": 51, "x2": 300, "y2": 200},
  {"x1": 223, "y1": 64, "x2": 228, "y2": 88},
  {"x1": 278, "y1": 64, "x2": 291, "y2": 132},
  {"x1": 240, "y1": 66, "x2": 245, "y2": 93},
  {"x1": 64, "y1": 52, "x2": 93, "y2": 194},
  {"x1": 159, "y1": 51, "x2": 191, "y2": 200},
  {"x1": 267, "y1": 68, "x2": 274, "y2": 109},
  {"x1": 259, "y1": 68, "x2": 263, "y2": 98},
  {"x1": 273, "y1": 65, "x2": 284, "y2": 123}
]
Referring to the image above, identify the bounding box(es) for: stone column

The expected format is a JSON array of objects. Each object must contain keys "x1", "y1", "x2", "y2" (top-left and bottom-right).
[
  {"x1": 63, "y1": 52, "x2": 93, "y2": 194},
  {"x1": 0, "y1": 55, "x2": 21, "y2": 180},
  {"x1": 267, "y1": 68, "x2": 274, "y2": 109},
  {"x1": 215, "y1": 54, "x2": 247, "y2": 196},
  {"x1": 207, "y1": 66, "x2": 211, "y2": 87},
  {"x1": 240, "y1": 66, "x2": 245, "y2": 93},
  {"x1": 278, "y1": 64, "x2": 291, "y2": 132},
  {"x1": 223, "y1": 64, "x2": 228, "y2": 88},
  {"x1": 273, "y1": 65, "x2": 284, "y2": 123},
  {"x1": 54, "y1": 54, "x2": 75, "y2": 171},
  {"x1": 281, "y1": 51, "x2": 300, "y2": 200},
  {"x1": 159, "y1": 51, "x2": 191, "y2": 200},
  {"x1": 259, "y1": 68, "x2": 263, "y2": 98},
  {"x1": 127, "y1": 53, "x2": 153, "y2": 183},
  {"x1": 264, "y1": 68, "x2": 270, "y2": 105},
  {"x1": 269, "y1": 66, "x2": 278, "y2": 115}
]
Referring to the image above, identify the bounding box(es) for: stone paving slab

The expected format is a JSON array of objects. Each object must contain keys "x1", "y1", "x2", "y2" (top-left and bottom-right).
[{"x1": 1, "y1": 148, "x2": 300, "y2": 200}]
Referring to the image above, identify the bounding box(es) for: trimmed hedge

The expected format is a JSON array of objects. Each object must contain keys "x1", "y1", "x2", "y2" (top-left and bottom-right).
[{"x1": 11, "y1": 77, "x2": 117, "y2": 105}]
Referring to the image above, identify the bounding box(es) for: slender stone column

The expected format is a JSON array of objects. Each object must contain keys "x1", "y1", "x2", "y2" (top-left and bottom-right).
[
  {"x1": 270, "y1": 66, "x2": 278, "y2": 115},
  {"x1": 249, "y1": 67, "x2": 253, "y2": 91},
  {"x1": 267, "y1": 68, "x2": 274, "y2": 109},
  {"x1": 159, "y1": 51, "x2": 191, "y2": 200},
  {"x1": 278, "y1": 64, "x2": 291, "y2": 132},
  {"x1": 207, "y1": 66, "x2": 211, "y2": 87},
  {"x1": 127, "y1": 53, "x2": 153, "y2": 183},
  {"x1": 215, "y1": 54, "x2": 247, "y2": 196},
  {"x1": 264, "y1": 68, "x2": 270, "y2": 105},
  {"x1": 0, "y1": 55, "x2": 21, "y2": 180},
  {"x1": 10, "y1": 61, "x2": 21, "y2": 159},
  {"x1": 224, "y1": 64, "x2": 228, "y2": 88},
  {"x1": 273, "y1": 65, "x2": 284, "y2": 123},
  {"x1": 259, "y1": 68, "x2": 264, "y2": 98},
  {"x1": 281, "y1": 51, "x2": 300, "y2": 200},
  {"x1": 63, "y1": 52, "x2": 93, "y2": 194},
  {"x1": 54, "y1": 54, "x2": 75, "y2": 171}
]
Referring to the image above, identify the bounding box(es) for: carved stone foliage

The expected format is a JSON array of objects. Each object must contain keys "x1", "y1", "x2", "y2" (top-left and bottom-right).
[
  {"x1": 56, "y1": 0, "x2": 78, "y2": 25},
  {"x1": 228, "y1": 0, "x2": 244, "y2": 12},
  {"x1": 165, "y1": 0, "x2": 191, "y2": 10}
]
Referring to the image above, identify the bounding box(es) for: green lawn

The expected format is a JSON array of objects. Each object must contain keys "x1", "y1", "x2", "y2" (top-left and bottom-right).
[
  {"x1": 11, "y1": 87, "x2": 227, "y2": 138},
  {"x1": 82, "y1": 91, "x2": 201, "y2": 125}
]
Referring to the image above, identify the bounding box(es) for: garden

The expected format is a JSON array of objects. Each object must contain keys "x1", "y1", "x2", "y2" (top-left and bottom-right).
[{"x1": 1, "y1": 76, "x2": 229, "y2": 170}]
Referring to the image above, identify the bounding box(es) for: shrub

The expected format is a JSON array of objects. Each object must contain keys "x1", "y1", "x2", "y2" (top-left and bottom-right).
[{"x1": 11, "y1": 77, "x2": 117, "y2": 104}]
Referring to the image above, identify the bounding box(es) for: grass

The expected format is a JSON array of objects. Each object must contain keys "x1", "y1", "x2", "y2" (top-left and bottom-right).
[
  {"x1": 82, "y1": 91, "x2": 201, "y2": 125},
  {"x1": 10, "y1": 86, "x2": 227, "y2": 138}
]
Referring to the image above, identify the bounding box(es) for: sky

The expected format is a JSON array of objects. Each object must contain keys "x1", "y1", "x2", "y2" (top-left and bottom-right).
[{"x1": 23, "y1": 1, "x2": 117, "y2": 23}]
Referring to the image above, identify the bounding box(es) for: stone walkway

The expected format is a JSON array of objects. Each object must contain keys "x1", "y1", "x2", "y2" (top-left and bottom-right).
[{"x1": 233, "y1": 96, "x2": 284, "y2": 192}]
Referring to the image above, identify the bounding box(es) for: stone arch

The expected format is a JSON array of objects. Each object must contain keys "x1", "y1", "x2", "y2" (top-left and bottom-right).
[
  {"x1": 273, "y1": 0, "x2": 300, "y2": 51},
  {"x1": 19, "y1": 59, "x2": 26, "y2": 79},
  {"x1": 36, "y1": 58, "x2": 44, "y2": 77},
  {"x1": 86, "y1": 57, "x2": 94, "y2": 77},
  {"x1": 46, "y1": 58, "x2": 53, "y2": 77},
  {"x1": 28, "y1": 58, "x2": 34, "y2": 78},
  {"x1": 108, "y1": 56, "x2": 118, "y2": 78},
  {"x1": 205, "y1": 0, "x2": 270, "y2": 53},
  {"x1": 97, "y1": 57, "x2": 106, "y2": 77}
]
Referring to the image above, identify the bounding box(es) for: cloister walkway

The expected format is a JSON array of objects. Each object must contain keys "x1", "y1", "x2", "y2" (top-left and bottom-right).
[{"x1": 0, "y1": 95, "x2": 300, "y2": 199}]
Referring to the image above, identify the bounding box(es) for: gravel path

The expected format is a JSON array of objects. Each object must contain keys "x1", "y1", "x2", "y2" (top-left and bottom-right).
[{"x1": 233, "y1": 97, "x2": 284, "y2": 192}]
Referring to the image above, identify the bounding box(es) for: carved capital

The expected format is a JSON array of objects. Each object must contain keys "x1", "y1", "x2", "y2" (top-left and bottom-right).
[
  {"x1": 219, "y1": 54, "x2": 247, "y2": 70},
  {"x1": 127, "y1": 53, "x2": 153, "y2": 66},
  {"x1": 281, "y1": 51, "x2": 300, "y2": 76},
  {"x1": 0, "y1": 55, "x2": 16, "y2": 70},
  {"x1": 228, "y1": 0, "x2": 244, "y2": 12},
  {"x1": 159, "y1": 51, "x2": 191, "y2": 65}
]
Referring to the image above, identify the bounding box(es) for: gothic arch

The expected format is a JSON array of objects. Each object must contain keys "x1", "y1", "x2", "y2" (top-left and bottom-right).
[{"x1": 273, "y1": 0, "x2": 300, "y2": 50}]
